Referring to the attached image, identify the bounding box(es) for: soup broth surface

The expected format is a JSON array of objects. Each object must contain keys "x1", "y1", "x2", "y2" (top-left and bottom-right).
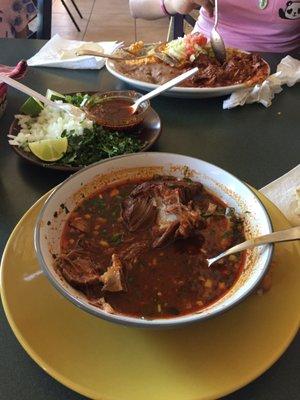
[{"x1": 56, "y1": 176, "x2": 246, "y2": 319}]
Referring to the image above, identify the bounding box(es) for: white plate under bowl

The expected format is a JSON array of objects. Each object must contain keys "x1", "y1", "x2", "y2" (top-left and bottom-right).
[
  {"x1": 35, "y1": 153, "x2": 273, "y2": 328},
  {"x1": 106, "y1": 59, "x2": 270, "y2": 99}
]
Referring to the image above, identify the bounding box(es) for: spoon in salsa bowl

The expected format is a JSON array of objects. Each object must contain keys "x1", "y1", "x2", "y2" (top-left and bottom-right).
[
  {"x1": 84, "y1": 68, "x2": 199, "y2": 130},
  {"x1": 129, "y1": 66, "x2": 199, "y2": 114},
  {"x1": 207, "y1": 226, "x2": 300, "y2": 267}
]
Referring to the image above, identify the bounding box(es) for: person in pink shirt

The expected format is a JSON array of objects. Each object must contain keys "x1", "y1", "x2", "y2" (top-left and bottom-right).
[
  {"x1": 0, "y1": 0, "x2": 36, "y2": 38},
  {"x1": 129, "y1": 0, "x2": 300, "y2": 54}
]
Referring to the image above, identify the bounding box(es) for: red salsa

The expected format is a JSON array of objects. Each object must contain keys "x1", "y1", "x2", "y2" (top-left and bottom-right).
[
  {"x1": 56, "y1": 176, "x2": 246, "y2": 319},
  {"x1": 86, "y1": 97, "x2": 140, "y2": 127}
]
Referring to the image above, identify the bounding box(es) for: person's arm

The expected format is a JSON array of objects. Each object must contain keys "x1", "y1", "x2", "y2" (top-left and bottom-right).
[
  {"x1": 129, "y1": 0, "x2": 214, "y2": 20},
  {"x1": 129, "y1": 0, "x2": 167, "y2": 20}
]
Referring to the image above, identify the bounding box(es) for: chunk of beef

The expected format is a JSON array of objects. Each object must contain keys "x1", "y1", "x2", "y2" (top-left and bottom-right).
[
  {"x1": 55, "y1": 251, "x2": 100, "y2": 292},
  {"x1": 118, "y1": 240, "x2": 149, "y2": 268},
  {"x1": 153, "y1": 201, "x2": 205, "y2": 248},
  {"x1": 89, "y1": 297, "x2": 115, "y2": 313},
  {"x1": 122, "y1": 178, "x2": 205, "y2": 248},
  {"x1": 122, "y1": 196, "x2": 157, "y2": 232},
  {"x1": 152, "y1": 220, "x2": 179, "y2": 248},
  {"x1": 69, "y1": 216, "x2": 90, "y2": 233},
  {"x1": 99, "y1": 254, "x2": 125, "y2": 292},
  {"x1": 128, "y1": 178, "x2": 202, "y2": 204}
]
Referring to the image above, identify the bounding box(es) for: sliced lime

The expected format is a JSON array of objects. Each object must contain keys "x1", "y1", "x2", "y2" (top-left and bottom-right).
[
  {"x1": 29, "y1": 137, "x2": 68, "y2": 162},
  {"x1": 20, "y1": 97, "x2": 44, "y2": 117},
  {"x1": 46, "y1": 89, "x2": 66, "y2": 102}
]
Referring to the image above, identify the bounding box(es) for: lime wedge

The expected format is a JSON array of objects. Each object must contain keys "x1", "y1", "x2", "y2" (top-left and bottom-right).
[
  {"x1": 20, "y1": 97, "x2": 44, "y2": 117},
  {"x1": 29, "y1": 137, "x2": 68, "y2": 162},
  {"x1": 46, "y1": 89, "x2": 66, "y2": 102}
]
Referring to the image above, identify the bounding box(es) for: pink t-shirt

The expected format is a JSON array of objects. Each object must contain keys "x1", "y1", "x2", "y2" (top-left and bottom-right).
[
  {"x1": 130, "y1": 0, "x2": 300, "y2": 53},
  {"x1": 194, "y1": 0, "x2": 300, "y2": 53}
]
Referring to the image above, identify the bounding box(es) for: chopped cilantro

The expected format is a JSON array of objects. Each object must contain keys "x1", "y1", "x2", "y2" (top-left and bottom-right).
[
  {"x1": 110, "y1": 233, "x2": 123, "y2": 245},
  {"x1": 183, "y1": 177, "x2": 193, "y2": 183},
  {"x1": 64, "y1": 93, "x2": 91, "y2": 107},
  {"x1": 87, "y1": 198, "x2": 106, "y2": 209},
  {"x1": 59, "y1": 125, "x2": 142, "y2": 167}
]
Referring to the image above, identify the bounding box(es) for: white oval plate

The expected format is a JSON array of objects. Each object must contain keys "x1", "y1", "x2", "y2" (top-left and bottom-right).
[{"x1": 106, "y1": 58, "x2": 270, "y2": 99}]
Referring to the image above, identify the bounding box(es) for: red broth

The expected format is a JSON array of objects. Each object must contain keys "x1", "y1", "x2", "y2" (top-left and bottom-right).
[
  {"x1": 56, "y1": 176, "x2": 246, "y2": 319},
  {"x1": 86, "y1": 97, "x2": 138, "y2": 126}
]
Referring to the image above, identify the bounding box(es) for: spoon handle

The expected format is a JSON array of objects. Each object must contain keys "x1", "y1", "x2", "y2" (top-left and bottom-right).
[
  {"x1": 214, "y1": 0, "x2": 219, "y2": 28},
  {"x1": 210, "y1": 226, "x2": 300, "y2": 265},
  {"x1": 133, "y1": 67, "x2": 198, "y2": 109},
  {"x1": 0, "y1": 75, "x2": 59, "y2": 109}
]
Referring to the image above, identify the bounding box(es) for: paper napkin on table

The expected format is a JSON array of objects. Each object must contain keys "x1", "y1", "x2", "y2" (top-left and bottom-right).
[
  {"x1": 223, "y1": 56, "x2": 300, "y2": 109},
  {"x1": 27, "y1": 34, "x2": 122, "y2": 70},
  {"x1": 260, "y1": 164, "x2": 300, "y2": 226}
]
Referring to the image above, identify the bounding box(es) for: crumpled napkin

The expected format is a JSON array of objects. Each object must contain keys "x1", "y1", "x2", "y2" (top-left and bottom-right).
[
  {"x1": 27, "y1": 34, "x2": 122, "y2": 70},
  {"x1": 223, "y1": 56, "x2": 300, "y2": 109},
  {"x1": 260, "y1": 164, "x2": 300, "y2": 226}
]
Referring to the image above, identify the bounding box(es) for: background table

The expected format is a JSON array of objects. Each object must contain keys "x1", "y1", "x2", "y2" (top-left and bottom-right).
[{"x1": 0, "y1": 39, "x2": 299, "y2": 400}]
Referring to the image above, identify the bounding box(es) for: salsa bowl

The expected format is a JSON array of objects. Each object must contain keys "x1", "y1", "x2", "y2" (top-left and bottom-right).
[
  {"x1": 84, "y1": 90, "x2": 150, "y2": 131},
  {"x1": 34, "y1": 153, "x2": 273, "y2": 328}
]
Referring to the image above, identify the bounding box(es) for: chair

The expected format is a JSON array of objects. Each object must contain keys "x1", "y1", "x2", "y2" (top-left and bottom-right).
[
  {"x1": 30, "y1": 0, "x2": 84, "y2": 39},
  {"x1": 60, "y1": 0, "x2": 83, "y2": 32},
  {"x1": 35, "y1": 0, "x2": 52, "y2": 39},
  {"x1": 167, "y1": 10, "x2": 199, "y2": 41}
]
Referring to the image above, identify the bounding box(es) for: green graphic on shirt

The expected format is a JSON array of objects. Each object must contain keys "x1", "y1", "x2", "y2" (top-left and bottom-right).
[{"x1": 258, "y1": 0, "x2": 268, "y2": 9}]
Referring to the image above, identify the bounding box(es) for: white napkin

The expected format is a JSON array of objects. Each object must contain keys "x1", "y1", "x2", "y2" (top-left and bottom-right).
[
  {"x1": 260, "y1": 164, "x2": 300, "y2": 226},
  {"x1": 27, "y1": 34, "x2": 121, "y2": 70},
  {"x1": 223, "y1": 56, "x2": 300, "y2": 109}
]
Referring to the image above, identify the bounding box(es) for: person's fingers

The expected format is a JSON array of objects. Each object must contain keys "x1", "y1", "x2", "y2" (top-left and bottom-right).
[
  {"x1": 166, "y1": 0, "x2": 214, "y2": 17},
  {"x1": 192, "y1": 0, "x2": 214, "y2": 17},
  {"x1": 173, "y1": 1, "x2": 196, "y2": 14}
]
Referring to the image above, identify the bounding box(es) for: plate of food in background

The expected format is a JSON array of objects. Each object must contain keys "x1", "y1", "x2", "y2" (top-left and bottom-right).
[
  {"x1": 8, "y1": 90, "x2": 161, "y2": 172},
  {"x1": 106, "y1": 33, "x2": 270, "y2": 98}
]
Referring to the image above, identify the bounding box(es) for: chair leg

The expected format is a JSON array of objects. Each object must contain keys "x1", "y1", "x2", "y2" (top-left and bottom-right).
[
  {"x1": 36, "y1": 0, "x2": 52, "y2": 39},
  {"x1": 167, "y1": 17, "x2": 173, "y2": 42},
  {"x1": 70, "y1": 0, "x2": 83, "y2": 19},
  {"x1": 173, "y1": 14, "x2": 184, "y2": 39},
  {"x1": 61, "y1": 0, "x2": 81, "y2": 32}
]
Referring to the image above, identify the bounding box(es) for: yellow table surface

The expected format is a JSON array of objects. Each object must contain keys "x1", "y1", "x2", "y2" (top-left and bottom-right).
[{"x1": 1, "y1": 190, "x2": 299, "y2": 400}]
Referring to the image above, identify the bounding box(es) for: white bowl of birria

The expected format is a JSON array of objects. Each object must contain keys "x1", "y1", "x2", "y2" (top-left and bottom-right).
[{"x1": 35, "y1": 152, "x2": 273, "y2": 328}]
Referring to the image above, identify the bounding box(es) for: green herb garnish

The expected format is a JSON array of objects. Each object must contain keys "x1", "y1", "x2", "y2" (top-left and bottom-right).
[
  {"x1": 88, "y1": 198, "x2": 106, "y2": 209},
  {"x1": 110, "y1": 233, "x2": 123, "y2": 245},
  {"x1": 183, "y1": 177, "x2": 193, "y2": 183},
  {"x1": 59, "y1": 125, "x2": 142, "y2": 167},
  {"x1": 64, "y1": 93, "x2": 91, "y2": 107}
]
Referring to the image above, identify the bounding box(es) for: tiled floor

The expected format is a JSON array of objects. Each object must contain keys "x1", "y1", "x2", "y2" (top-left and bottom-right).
[{"x1": 52, "y1": 0, "x2": 170, "y2": 43}]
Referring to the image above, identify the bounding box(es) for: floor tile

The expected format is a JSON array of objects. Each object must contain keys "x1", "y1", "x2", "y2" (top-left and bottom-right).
[
  {"x1": 50, "y1": 0, "x2": 169, "y2": 44},
  {"x1": 51, "y1": 26, "x2": 84, "y2": 40}
]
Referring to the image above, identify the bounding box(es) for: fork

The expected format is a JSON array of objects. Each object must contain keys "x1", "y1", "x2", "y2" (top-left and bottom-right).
[{"x1": 76, "y1": 49, "x2": 151, "y2": 61}]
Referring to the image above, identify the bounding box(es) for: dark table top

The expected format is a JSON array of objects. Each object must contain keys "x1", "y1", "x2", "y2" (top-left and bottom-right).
[{"x1": 0, "y1": 39, "x2": 299, "y2": 400}]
